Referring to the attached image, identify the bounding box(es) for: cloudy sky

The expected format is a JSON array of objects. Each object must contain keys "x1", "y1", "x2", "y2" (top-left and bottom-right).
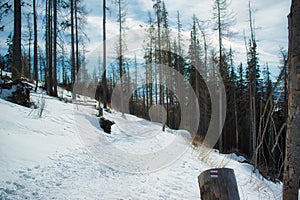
[
  {"x1": 83, "y1": 0, "x2": 290, "y2": 77},
  {"x1": 0, "y1": 0, "x2": 290, "y2": 77}
]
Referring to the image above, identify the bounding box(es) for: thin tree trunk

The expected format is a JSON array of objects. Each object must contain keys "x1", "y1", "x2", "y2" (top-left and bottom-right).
[
  {"x1": 33, "y1": 0, "x2": 38, "y2": 92},
  {"x1": 26, "y1": 13, "x2": 32, "y2": 80},
  {"x1": 216, "y1": 0, "x2": 223, "y2": 152},
  {"x1": 44, "y1": 1, "x2": 48, "y2": 84},
  {"x1": 101, "y1": 0, "x2": 108, "y2": 112},
  {"x1": 71, "y1": 0, "x2": 75, "y2": 99},
  {"x1": 118, "y1": 0, "x2": 124, "y2": 116},
  {"x1": 75, "y1": 0, "x2": 79, "y2": 74}
]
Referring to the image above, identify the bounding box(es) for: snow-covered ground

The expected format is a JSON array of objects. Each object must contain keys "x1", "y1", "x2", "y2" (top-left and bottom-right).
[{"x1": 0, "y1": 88, "x2": 284, "y2": 199}]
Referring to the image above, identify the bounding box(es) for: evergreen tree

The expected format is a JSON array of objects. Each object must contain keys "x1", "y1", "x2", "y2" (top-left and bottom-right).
[{"x1": 212, "y1": 0, "x2": 235, "y2": 151}]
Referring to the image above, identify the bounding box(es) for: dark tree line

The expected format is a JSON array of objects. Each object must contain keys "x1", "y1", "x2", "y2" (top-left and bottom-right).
[
  {"x1": 0, "y1": 0, "x2": 90, "y2": 98},
  {"x1": 97, "y1": 0, "x2": 289, "y2": 182}
]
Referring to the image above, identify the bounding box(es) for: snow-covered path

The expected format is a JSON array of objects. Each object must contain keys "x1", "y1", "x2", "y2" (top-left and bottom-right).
[{"x1": 0, "y1": 92, "x2": 282, "y2": 199}]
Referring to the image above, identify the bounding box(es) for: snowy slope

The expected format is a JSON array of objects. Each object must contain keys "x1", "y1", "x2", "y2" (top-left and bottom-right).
[{"x1": 0, "y1": 90, "x2": 283, "y2": 199}]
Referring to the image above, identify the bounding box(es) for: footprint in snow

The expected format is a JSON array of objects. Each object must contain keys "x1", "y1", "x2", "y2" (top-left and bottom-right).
[
  {"x1": 1, "y1": 188, "x2": 17, "y2": 195},
  {"x1": 34, "y1": 165, "x2": 40, "y2": 169},
  {"x1": 13, "y1": 182, "x2": 25, "y2": 190}
]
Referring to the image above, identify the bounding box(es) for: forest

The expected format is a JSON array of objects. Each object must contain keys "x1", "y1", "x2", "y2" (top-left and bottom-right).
[{"x1": 0, "y1": 0, "x2": 299, "y2": 199}]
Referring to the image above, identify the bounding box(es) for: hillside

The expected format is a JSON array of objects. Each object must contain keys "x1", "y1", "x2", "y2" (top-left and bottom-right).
[{"x1": 0, "y1": 88, "x2": 283, "y2": 199}]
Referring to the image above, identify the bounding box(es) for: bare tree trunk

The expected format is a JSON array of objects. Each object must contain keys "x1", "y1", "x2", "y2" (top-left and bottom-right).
[
  {"x1": 148, "y1": 12, "x2": 154, "y2": 107},
  {"x1": 283, "y1": 0, "x2": 300, "y2": 199},
  {"x1": 248, "y1": 0, "x2": 257, "y2": 165},
  {"x1": 156, "y1": 1, "x2": 163, "y2": 107},
  {"x1": 12, "y1": 0, "x2": 22, "y2": 80},
  {"x1": 26, "y1": 13, "x2": 32, "y2": 80},
  {"x1": 101, "y1": 0, "x2": 108, "y2": 113},
  {"x1": 33, "y1": 0, "x2": 38, "y2": 92},
  {"x1": 75, "y1": 0, "x2": 79, "y2": 74},
  {"x1": 196, "y1": 18, "x2": 208, "y2": 133},
  {"x1": 216, "y1": 0, "x2": 223, "y2": 152},
  {"x1": 46, "y1": 0, "x2": 53, "y2": 96},
  {"x1": 71, "y1": 0, "x2": 75, "y2": 99},
  {"x1": 118, "y1": 0, "x2": 124, "y2": 116},
  {"x1": 53, "y1": 0, "x2": 58, "y2": 97}
]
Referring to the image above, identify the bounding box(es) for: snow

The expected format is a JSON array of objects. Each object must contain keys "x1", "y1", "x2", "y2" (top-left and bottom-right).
[{"x1": 0, "y1": 88, "x2": 285, "y2": 199}]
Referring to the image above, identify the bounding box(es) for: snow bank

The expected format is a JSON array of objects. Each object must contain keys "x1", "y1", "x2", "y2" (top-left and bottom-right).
[{"x1": 0, "y1": 90, "x2": 283, "y2": 199}]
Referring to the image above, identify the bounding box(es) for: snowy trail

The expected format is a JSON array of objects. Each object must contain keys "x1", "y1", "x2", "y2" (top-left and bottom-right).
[{"x1": 0, "y1": 92, "x2": 283, "y2": 199}]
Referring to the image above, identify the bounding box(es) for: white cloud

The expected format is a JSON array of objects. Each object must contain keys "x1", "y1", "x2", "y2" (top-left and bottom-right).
[
  {"x1": 84, "y1": 0, "x2": 289, "y2": 74},
  {"x1": 0, "y1": 0, "x2": 290, "y2": 78}
]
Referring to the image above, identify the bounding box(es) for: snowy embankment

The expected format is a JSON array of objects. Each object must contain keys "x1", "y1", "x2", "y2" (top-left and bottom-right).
[{"x1": 0, "y1": 88, "x2": 283, "y2": 199}]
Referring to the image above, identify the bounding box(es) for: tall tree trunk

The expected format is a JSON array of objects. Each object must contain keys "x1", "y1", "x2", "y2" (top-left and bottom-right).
[
  {"x1": 53, "y1": 0, "x2": 57, "y2": 97},
  {"x1": 26, "y1": 13, "x2": 32, "y2": 80},
  {"x1": 12, "y1": 0, "x2": 22, "y2": 80},
  {"x1": 33, "y1": 0, "x2": 38, "y2": 92},
  {"x1": 149, "y1": 12, "x2": 153, "y2": 107},
  {"x1": 216, "y1": 0, "x2": 224, "y2": 152},
  {"x1": 118, "y1": 0, "x2": 124, "y2": 116},
  {"x1": 196, "y1": 18, "x2": 208, "y2": 133},
  {"x1": 75, "y1": 0, "x2": 79, "y2": 74},
  {"x1": 71, "y1": 0, "x2": 75, "y2": 99},
  {"x1": 101, "y1": 0, "x2": 108, "y2": 112},
  {"x1": 283, "y1": 0, "x2": 300, "y2": 199},
  {"x1": 45, "y1": 1, "x2": 48, "y2": 85},
  {"x1": 248, "y1": 0, "x2": 257, "y2": 164},
  {"x1": 158, "y1": 3, "x2": 163, "y2": 108},
  {"x1": 47, "y1": 0, "x2": 53, "y2": 96}
]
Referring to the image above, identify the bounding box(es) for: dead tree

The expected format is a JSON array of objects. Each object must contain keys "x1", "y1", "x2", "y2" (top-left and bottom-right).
[
  {"x1": 12, "y1": 0, "x2": 22, "y2": 80},
  {"x1": 283, "y1": 0, "x2": 300, "y2": 199}
]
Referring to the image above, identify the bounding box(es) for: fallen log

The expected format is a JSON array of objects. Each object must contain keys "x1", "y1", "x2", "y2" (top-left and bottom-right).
[{"x1": 99, "y1": 117, "x2": 114, "y2": 134}]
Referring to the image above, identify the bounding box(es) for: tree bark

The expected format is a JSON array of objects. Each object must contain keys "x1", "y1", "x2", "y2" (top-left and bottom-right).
[
  {"x1": 12, "y1": 0, "x2": 22, "y2": 80},
  {"x1": 71, "y1": 0, "x2": 75, "y2": 99},
  {"x1": 101, "y1": 0, "x2": 108, "y2": 112},
  {"x1": 198, "y1": 168, "x2": 240, "y2": 200},
  {"x1": 33, "y1": 0, "x2": 38, "y2": 92},
  {"x1": 118, "y1": 0, "x2": 124, "y2": 116},
  {"x1": 283, "y1": 0, "x2": 300, "y2": 199},
  {"x1": 46, "y1": 0, "x2": 53, "y2": 96},
  {"x1": 53, "y1": 0, "x2": 58, "y2": 97}
]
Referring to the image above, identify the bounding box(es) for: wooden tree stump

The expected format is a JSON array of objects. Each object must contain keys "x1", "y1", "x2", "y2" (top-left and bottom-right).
[
  {"x1": 198, "y1": 168, "x2": 240, "y2": 200},
  {"x1": 99, "y1": 117, "x2": 115, "y2": 134}
]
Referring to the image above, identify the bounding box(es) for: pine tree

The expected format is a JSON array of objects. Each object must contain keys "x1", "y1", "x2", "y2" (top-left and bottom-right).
[
  {"x1": 246, "y1": 0, "x2": 261, "y2": 163},
  {"x1": 114, "y1": 0, "x2": 127, "y2": 116},
  {"x1": 212, "y1": 0, "x2": 235, "y2": 151}
]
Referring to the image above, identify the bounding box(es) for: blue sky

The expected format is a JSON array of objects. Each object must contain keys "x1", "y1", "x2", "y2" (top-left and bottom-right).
[
  {"x1": 83, "y1": 0, "x2": 290, "y2": 77},
  {"x1": 0, "y1": 0, "x2": 291, "y2": 77}
]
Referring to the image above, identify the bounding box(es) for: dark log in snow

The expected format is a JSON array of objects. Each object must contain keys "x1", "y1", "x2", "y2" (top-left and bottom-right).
[{"x1": 99, "y1": 117, "x2": 114, "y2": 134}]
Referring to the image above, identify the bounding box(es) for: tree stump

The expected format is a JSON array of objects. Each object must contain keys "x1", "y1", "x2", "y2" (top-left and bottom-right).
[
  {"x1": 198, "y1": 168, "x2": 240, "y2": 200},
  {"x1": 99, "y1": 117, "x2": 114, "y2": 134}
]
